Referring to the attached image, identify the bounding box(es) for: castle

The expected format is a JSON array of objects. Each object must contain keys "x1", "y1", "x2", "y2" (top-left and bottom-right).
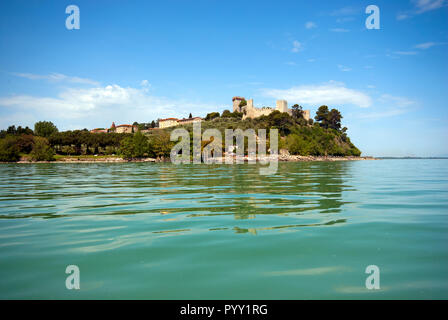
[{"x1": 232, "y1": 96, "x2": 310, "y2": 121}]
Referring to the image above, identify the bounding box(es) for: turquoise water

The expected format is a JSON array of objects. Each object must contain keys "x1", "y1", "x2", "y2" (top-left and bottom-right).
[{"x1": 0, "y1": 160, "x2": 447, "y2": 299}]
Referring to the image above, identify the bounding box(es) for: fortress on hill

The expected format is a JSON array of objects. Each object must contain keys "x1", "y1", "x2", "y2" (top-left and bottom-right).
[{"x1": 232, "y1": 96, "x2": 310, "y2": 121}]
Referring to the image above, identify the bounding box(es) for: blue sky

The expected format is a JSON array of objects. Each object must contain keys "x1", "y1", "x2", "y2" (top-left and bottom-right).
[{"x1": 0, "y1": 0, "x2": 447, "y2": 157}]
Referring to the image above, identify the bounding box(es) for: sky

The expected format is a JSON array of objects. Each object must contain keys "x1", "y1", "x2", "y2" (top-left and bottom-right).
[{"x1": 0, "y1": 0, "x2": 447, "y2": 157}]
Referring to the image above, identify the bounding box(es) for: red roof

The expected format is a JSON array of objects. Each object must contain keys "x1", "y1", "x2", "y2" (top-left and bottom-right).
[
  {"x1": 159, "y1": 118, "x2": 179, "y2": 121},
  {"x1": 232, "y1": 96, "x2": 245, "y2": 101}
]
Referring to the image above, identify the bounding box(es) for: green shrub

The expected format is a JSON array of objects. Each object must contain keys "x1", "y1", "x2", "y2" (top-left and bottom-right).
[
  {"x1": 0, "y1": 136, "x2": 21, "y2": 162},
  {"x1": 30, "y1": 137, "x2": 55, "y2": 161}
]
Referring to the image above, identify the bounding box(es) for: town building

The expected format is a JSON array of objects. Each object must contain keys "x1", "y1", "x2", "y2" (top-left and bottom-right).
[
  {"x1": 159, "y1": 117, "x2": 202, "y2": 128},
  {"x1": 90, "y1": 122, "x2": 138, "y2": 133}
]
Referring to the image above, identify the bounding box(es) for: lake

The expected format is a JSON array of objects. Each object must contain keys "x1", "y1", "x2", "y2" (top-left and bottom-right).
[{"x1": 0, "y1": 160, "x2": 447, "y2": 299}]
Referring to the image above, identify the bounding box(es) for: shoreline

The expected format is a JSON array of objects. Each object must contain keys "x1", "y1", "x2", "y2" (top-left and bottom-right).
[{"x1": 2, "y1": 155, "x2": 378, "y2": 164}]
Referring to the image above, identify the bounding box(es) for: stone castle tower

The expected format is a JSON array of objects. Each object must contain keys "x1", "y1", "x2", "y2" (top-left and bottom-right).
[
  {"x1": 232, "y1": 96, "x2": 245, "y2": 113},
  {"x1": 276, "y1": 100, "x2": 288, "y2": 113},
  {"x1": 232, "y1": 96, "x2": 310, "y2": 121}
]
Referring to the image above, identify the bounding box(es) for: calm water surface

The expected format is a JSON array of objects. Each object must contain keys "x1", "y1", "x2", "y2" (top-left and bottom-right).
[{"x1": 0, "y1": 160, "x2": 447, "y2": 299}]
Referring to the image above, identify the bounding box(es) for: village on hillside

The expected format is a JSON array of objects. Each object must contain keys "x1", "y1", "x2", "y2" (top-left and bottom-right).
[{"x1": 90, "y1": 97, "x2": 311, "y2": 134}]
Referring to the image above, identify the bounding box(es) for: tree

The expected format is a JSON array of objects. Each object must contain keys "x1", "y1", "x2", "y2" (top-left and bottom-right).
[
  {"x1": 151, "y1": 120, "x2": 156, "y2": 128},
  {"x1": 291, "y1": 104, "x2": 304, "y2": 120},
  {"x1": 34, "y1": 121, "x2": 58, "y2": 138},
  {"x1": 189, "y1": 113, "x2": 192, "y2": 119},
  {"x1": 328, "y1": 109, "x2": 342, "y2": 131},
  {"x1": 221, "y1": 110, "x2": 232, "y2": 118},
  {"x1": 149, "y1": 130, "x2": 173, "y2": 158},
  {"x1": 16, "y1": 134, "x2": 35, "y2": 153},
  {"x1": 0, "y1": 136, "x2": 20, "y2": 162},
  {"x1": 30, "y1": 137, "x2": 55, "y2": 161},
  {"x1": 132, "y1": 131, "x2": 148, "y2": 157},
  {"x1": 119, "y1": 131, "x2": 149, "y2": 159},
  {"x1": 239, "y1": 99, "x2": 247, "y2": 107},
  {"x1": 119, "y1": 137, "x2": 134, "y2": 159},
  {"x1": 205, "y1": 112, "x2": 220, "y2": 121},
  {"x1": 315, "y1": 105, "x2": 330, "y2": 129}
]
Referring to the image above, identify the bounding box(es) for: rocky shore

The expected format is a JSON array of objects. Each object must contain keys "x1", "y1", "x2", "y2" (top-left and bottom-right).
[
  {"x1": 10, "y1": 155, "x2": 378, "y2": 163},
  {"x1": 277, "y1": 155, "x2": 377, "y2": 161}
]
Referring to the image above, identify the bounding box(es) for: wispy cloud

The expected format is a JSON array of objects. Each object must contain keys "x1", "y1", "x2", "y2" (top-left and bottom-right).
[
  {"x1": 397, "y1": 0, "x2": 447, "y2": 20},
  {"x1": 379, "y1": 94, "x2": 416, "y2": 107},
  {"x1": 305, "y1": 21, "x2": 317, "y2": 29},
  {"x1": 415, "y1": 42, "x2": 437, "y2": 49},
  {"x1": 414, "y1": 0, "x2": 446, "y2": 13},
  {"x1": 336, "y1": 17, "x2": 355, "y2": 23},
  {"x1": 330, "y1": 6, "x2": 359, "y2": 16},
  {"x1": 0, "y1": 81, "x2": 217, "y2": 130},
  {"x1": 358, "y1": 94, "x2": 416, "y2": 119},
  {"x1": 338, "y1": 64, "x2": 352, "y2": 72},
  {"x1": 261, "y1": 81, "x2": 372, "y2": 108},
  {"x1": 414, "y1": 41, "x2": 447, "y2": 49},
  {"x1": 11, "y1": 72, "x2": 99, "y2": 86},
  {"x1": 393, "y1": 51, "x2": 418, "y2": 55},
  {"x1": 291, "y1": 40, "x2": 303, "y2": 53},
  {"x1": 330, "y1": 28, "x2": 350, "y2": 32}
]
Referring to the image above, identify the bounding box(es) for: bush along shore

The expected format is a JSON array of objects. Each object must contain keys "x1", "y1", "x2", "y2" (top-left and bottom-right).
[{"x1": 1, "y1": 105, "x2": 376, "y2": 163}]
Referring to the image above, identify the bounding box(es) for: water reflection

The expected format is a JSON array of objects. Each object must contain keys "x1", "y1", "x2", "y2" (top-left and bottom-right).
[{"x1": 0, "y1": 162, "x2": 353, "y2": 233}]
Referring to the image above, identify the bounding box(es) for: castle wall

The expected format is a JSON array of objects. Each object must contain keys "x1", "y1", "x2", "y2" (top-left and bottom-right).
[{"x1": 235, "y1": 97, "x2": 311, "y2": 122}]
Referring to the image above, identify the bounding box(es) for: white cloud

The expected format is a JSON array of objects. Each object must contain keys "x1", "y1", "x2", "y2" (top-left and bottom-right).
[
  {"x1": 305, "y1": 21, "x2": 317, "y2": 29},
  {"x1": 291, "y1": 40, "x2": 303, "y2": 53},
  {"x1": 415, "y1": 42, "x2": 436, "y2": 49},
  {"x1": 397, "y1": 0, "x2": 446, "y2": 20},
  {"x1": 379, "y1": 94, "x2": 416, "y2": 107},
  {"x1": 261, "y1": 82, "x2": 372, "y2": 108},
  {"x1": 11, "y1": 72, "x2": 99, "y2": 86},
  {"x1": 330, "y1": 28, "x2": 350, "y2": 32},
  {"x1": 338, "y1": 64, "x2": 352, "y2": 72},
  {"x1": 357, "y1": 94, "x2": 416, "y2": 119},
  {"x1": 414, "y1": 0, "x2": 446, "y2": 13},
  {"x1": 0, "y1": 83, "x2": 218, "y2": 130}
]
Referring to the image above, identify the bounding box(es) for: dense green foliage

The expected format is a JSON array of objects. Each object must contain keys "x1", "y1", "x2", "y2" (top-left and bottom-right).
[
  {"x1": 0, "y1": 105, "x2": 360, "y2": 161},
  {"x1": 172, "y1": 106, "x2": 361, "y2": 157},
  {"x1": 119, "y1": 131, "x2": 150, "y2": 159},
  {"x1": 30, "y1": 137, "x2": 55, "y2": 161},
  {"x1": 34, "y1": 121, "x2": 58, "y2": 138},
  {"x1": 0, "y1": 136, "x2": 21, "y2": 162},
  {"x1": 48, "y1": 130, "x2": 129, "y2": 155},
  {"x1": 205, "y1": 112, "x2": 220, "y2": 121}
]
